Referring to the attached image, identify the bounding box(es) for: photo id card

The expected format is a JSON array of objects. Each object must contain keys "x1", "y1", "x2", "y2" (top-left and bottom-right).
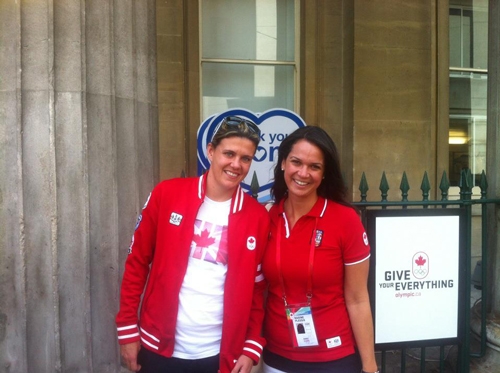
[{"x1": 285, "y1": 304, "x2": 319, "y2": 347}]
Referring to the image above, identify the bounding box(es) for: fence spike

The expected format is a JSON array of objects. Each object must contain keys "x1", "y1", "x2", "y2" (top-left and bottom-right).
[
  {"x1": 250, "y1": 171, "x2": 260, "y2": 199},
  {"x1": 439, "y1": 170, "x2": 450, "y2": 202},
  {"x1": 359, "y1": 172, "x2": 369, "y2": 202},
  {"x1": 400, "y1": 172, "x2": 409, "y2": 202},
  {"x1": 181, "y1": 170, "x2": 186, "y2": 178},
  {"x1": 479, "y1": 170, "x2": 488, "y2": 199},
  {"x1": 459, "y1": 168, "x2": 473, "y2": 200},
  {"x1": 420, "y1": 171, "x2": 430, "y2": 203},
  {"x1": 379, "y1": 171, "x2": 389, "y2": 202}
]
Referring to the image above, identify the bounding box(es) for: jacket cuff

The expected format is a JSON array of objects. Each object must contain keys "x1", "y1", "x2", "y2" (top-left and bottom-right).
[
  {"x1": 117, "y1": 323, "x2": 140, "y2": 345},
  {"x1": 242, "y1": 339, "x2": 264, "y2": 364}
]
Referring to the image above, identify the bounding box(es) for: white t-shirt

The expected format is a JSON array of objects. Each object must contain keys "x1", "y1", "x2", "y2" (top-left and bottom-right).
[{"x1": 173, "y1": 197, "x2": 230, "y2": 359}]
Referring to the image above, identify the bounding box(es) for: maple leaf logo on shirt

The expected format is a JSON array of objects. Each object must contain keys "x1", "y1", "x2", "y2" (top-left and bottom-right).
[
  {"x1": 193, "y1": 229, "x2": 216, "y2": 248},
  {"x1": 191, "y1": 222, "x2": 229, "y2": 265}
]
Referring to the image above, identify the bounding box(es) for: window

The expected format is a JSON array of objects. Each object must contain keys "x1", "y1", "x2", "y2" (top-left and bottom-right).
[
  {"x1": 200, "y1": 0, "x2": 298, "y2": 119},
  {"x1": 448, "y1": 2, "x2": 488, "y2": 186}
]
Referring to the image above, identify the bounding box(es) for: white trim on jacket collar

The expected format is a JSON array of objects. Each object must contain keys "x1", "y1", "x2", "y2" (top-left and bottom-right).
[
  {"x1": 197, "y1": 173, "x2": 244, "y2": 214},
  {"x1": 320, "y1": 198, "x2": 328, "y2": 217},
  {"x1": 232, "y1": 187, "x2": 244, "y2": 214},
  {"x1": 198, "y1": 174, "x2": 204, "y2": 199}
]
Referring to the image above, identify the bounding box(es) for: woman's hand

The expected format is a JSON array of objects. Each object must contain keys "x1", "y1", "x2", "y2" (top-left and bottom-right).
[
  {"x1": 120, "y1": 341, "x2": 142, "y2": 372},
  {"x1": 231, "y1": 354, "x2": 254, "y2": 373}
]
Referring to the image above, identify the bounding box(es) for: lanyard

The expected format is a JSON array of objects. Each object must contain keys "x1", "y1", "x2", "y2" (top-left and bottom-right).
[{"x1": 276, "y1": 213, "x2": 318, "y2": 307}]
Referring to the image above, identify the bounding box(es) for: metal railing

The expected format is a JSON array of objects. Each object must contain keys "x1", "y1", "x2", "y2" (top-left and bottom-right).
[{"x1": 351, "y1": 169, "x2": 500, "y2": 373}]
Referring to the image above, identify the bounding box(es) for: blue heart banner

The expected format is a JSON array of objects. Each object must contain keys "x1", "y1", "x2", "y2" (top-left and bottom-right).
[{"x1": 197, "y1": 108, "x2": 306, "y2": 203}]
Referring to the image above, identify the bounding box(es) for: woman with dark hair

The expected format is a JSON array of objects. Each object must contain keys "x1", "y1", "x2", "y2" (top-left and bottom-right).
[
  {"x1": 262, "y1": 126, "x2": 378, "y2": 373},
  {"x1": 270, "y1": 126, "x2": 349, "y2": 206}
]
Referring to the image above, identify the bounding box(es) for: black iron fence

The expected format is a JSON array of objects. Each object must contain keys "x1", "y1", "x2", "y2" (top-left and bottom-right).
[{"x1": 352, "y1": 169, "x2": 500, "y2": 373}]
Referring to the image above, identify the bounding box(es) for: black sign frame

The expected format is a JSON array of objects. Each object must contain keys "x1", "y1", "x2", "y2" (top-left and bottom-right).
[{"x1": 366, "y1": 208, "x2": 467, "y2": 350}]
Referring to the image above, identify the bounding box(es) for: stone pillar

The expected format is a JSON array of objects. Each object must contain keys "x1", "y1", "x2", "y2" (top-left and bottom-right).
[
  {"x1": 471, "y1": 0, "x2": 500, "y2": 370},
  {"x1": 487, "y1": 0, "x2": 500, "y2": 317},
  {"x1": 0, "y1": 0, "x2": 158, "y2": 372}
]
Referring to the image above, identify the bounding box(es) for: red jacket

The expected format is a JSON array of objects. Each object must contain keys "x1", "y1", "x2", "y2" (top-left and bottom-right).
[{"x1": 116, "y1": 173, "x2": 270, "y2": 372}]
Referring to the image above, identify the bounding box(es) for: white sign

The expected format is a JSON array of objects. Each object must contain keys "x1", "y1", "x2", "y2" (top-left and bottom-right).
[
  {"x1": 197, "y1": 108, "x2": 306, "y2": 202},
  {"x1": 370, "y1": 211, "x2": 463, "y2": 345}
]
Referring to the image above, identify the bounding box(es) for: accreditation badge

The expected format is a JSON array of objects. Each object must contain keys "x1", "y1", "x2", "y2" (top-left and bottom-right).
[{"x1": 285, "y1": 304, "x2": 319, "y2": 347}]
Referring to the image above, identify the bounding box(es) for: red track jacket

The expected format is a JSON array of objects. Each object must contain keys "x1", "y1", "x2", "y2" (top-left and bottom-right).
[{"x1": 116, "y1": 173, "x2": 270, "y2": 372}]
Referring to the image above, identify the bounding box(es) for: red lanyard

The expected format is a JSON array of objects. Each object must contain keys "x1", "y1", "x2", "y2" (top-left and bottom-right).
[{"x1": 276, "y1": 213, "x2": 318, "y2": 307}]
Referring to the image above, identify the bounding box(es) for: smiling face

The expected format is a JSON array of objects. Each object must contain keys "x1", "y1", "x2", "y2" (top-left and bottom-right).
[
  {"x1": 206, "y1": 136, "x2": 257, "y2": 201},
  {"x1": 281, "y1": 139, "x2": 325, "y2": 202}
]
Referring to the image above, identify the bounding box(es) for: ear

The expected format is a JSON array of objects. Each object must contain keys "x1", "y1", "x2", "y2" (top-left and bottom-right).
[
  {"x1": 207, "y1": 143, "x2": 215, "y2": 162},
  {"x1": 281, "y1": 159, "x2": 286, "y2": 171}
]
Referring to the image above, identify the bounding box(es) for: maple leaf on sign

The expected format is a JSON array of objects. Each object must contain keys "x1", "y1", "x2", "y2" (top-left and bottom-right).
[
  {"x1": 193, "y1": 229, "x2": 216, "y2": 247},
  {"x1": 415, "y1": 255, "x2": 427, "y2": 266}
]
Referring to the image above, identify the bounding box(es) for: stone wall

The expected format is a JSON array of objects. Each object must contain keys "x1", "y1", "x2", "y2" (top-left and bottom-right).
[
  {"x1": 0, "y1": 0, "x2": 158, "y2": 371},
  {"x1": 353, "y1": 0, "x2": 450, "y2": 201}
]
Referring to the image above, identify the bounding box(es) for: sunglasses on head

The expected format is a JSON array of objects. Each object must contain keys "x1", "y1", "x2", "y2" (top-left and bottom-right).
[{"x1": 220, "y1": 116, "x2": 260, "y2": 136}]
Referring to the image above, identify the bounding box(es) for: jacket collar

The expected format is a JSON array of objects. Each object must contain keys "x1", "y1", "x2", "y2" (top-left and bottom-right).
[
  {"x1": 277, "y1": 196, "x2": 328, "y2": 218},
  {"x1": 197, "y1": 171, "x2": 245, "y2": 214}
]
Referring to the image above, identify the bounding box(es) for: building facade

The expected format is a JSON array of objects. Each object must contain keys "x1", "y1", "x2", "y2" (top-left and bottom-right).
[{"x1": 1, "y1": 0, "x2": 499, "y2": 371}]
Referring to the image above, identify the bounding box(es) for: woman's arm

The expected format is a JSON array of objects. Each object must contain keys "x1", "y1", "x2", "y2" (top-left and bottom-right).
[{"x1": 344, "y1": 259, "x2": 379, "y2": 373}]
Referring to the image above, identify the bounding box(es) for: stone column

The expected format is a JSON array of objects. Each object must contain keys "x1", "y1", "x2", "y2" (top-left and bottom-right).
[
  {"x1": 0, "y1": 0, "x2": 158, "y2": 372},
  {"x1": 487, "y1": 0, "x2": 500, "y2": 317},
  {"x1": 471, "y1": 0, "x2": 500, "y2": 370}
]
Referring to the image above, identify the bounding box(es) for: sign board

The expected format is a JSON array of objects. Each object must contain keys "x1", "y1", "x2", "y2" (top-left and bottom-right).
[
  {"x1": 197, "y1": 108, "x2": 306, "y2": 202},
  {"x1": 366, "y1": 208, "x2": 466, "y2": 349}
]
